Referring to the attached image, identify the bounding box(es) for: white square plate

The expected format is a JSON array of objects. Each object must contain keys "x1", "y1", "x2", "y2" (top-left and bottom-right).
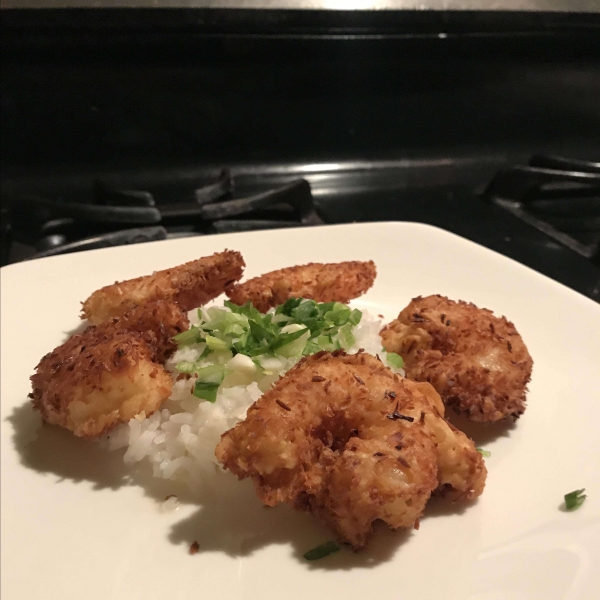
[{"x1": 2, "y1": 222, "x2": 599, "y2": 600}]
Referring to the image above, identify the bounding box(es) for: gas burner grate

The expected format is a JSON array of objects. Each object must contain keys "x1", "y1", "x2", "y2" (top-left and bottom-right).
[
  {"x1": 482, "y1": 155, "x2": 600, "y2": 265},
  {"x1": 2, "y1": 171, "x2": 322, "y2": 262}
]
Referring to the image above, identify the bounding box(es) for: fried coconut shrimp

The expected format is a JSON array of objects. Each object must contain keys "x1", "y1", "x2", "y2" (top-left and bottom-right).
[
  {"x1": 381, "y1": 295, "x2": 533, "y2": 422},
  {"x1": 81, "y1": 250, "x2": 245, "y2": 325},
  {"x1": 225, "y1": 260, "x2": 376, "y2": 313},
  {"x1": 216, "y1": 350, "x2": 486, "y2": 549},
  {"x1": 31, "y1": 300, "x2": 189, "y2": 438}
]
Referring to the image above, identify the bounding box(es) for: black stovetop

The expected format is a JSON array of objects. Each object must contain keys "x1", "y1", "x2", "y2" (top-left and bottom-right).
[
  {"x1": 2, "y1": 9, "x2": 599, "y2": 301},
  {"x1": 3, "y1": 156, "x2": 599, "y2": 302}
]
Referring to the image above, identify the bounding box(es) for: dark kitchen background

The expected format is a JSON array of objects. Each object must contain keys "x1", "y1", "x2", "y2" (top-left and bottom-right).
[{"x1": 1, "y1": 2, "x2": 599, "y2": 301}]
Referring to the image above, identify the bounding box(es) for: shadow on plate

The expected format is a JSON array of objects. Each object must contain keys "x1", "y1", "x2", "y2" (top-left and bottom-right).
[
  {"x1": 8, "y1": 400, "x2": 413, "y2": 567},
  {"x1": 169, "y1": 472, "x2": 413, "y2": 570},
  {"x1": 8, "y1": 399, "x2": 476, "y2": 568},
  {"x1": 7, "y1": 402, "x2": 130, "y2": 491},
  {"x1": 7, "y1": 401, "x2": 193, "y2": 502},
  {"x1": 424, "y1": 493, "x2": 477, "y2": 519},
  {"x1": 446, "y1": 411, "x2": 516, "y2": 446}
]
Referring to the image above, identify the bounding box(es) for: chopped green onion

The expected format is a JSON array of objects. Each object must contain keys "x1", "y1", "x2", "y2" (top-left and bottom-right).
[
  {"x1": 277, "y1": 297, "x2": 303, "y2": 314},
  {"x1": 224, "y1": 300, "x2": 263, "y2": 321},
  {"x1": 386, "y1": 352, "x2": 404, "y2": 369},
  {"x1": 193, "y1": 381, "x2": 220, "y2": 403},
  {"x1": 249, "y1": 319, "x2": 275, "y2": 344},
  {"x1": 564, "y1": 489, "x2": 586, "y2": 511},
  {"x1": 303, "y1": 541, "x2": 341, "y2": 561},
  {"x1": 183, "y1": 298, "x2": 364, "y2": 403},
  {"x1": 303, "y1": 340, "x2": 321, "y2": 355},
  {"x1": 349, "y1": 308, "x2": 362, "y2": 326},
  {"x1": 195, "y1": 364, "x2": 225, "y2": 384},
  {"x1": 293, "y1": 299, "x2": 319, "y2": 322},
  {"x1": 205, "y1": 335, "x2": 229, "y2": 351},
  {"x1": 477, "y1": 448, "x2": 491, "y2": 458},
  {"x1": 198, "y1": 345, "x2": 212, "y2": 360},
  {"x1": 324, "y1": 304, "x2": 350, "y2": 326},
  {"x1": 173, "y1": 326, "x2": 201, "y2": 346},
  {"x1": 271, "y1": 327, "x2": 309, "y2": 351},
  {"x1": 337, "y1": 323, "x2": 356, "y2": 349}
]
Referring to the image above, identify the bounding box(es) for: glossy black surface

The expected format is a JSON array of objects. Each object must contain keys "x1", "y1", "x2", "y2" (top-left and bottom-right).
[{"x1": 1, "y1": 9, "x2": 599, "y2": 300}]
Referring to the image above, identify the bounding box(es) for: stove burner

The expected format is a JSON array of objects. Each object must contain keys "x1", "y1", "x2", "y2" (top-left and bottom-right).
[
  {"x1": 3, "y1": 172, "x2": 322, "y2": 262},
  {"x1": 483, "y1": 155, "x2": 600, "y2": 265}
]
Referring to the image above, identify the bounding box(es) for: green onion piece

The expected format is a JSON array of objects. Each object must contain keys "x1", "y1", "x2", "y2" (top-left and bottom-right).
[
  {"x1": 564, "y1": 489, "x2": 587, "y2": 511},
  {"x1": 292, "y1": 299, "x2": 319, "y2": 322},
  {"x1": 303, "y1": 541, "x2": 341, "y2": 561},
  {"x1": 223, "y1": 323, "x2": 246, "y2": 337},
  {"x1": 175, "y1": 361, "x2": 195, "y2": 373},
  {"x1": 338, "y1": 323, "x2": 355, "y2": 349},
  {"x1": 249, "y1": 320, "x2": 275, "y2": 344},
  {"x1": 173, "y1": 326, "x2": 201, "y2": 346},
  {"x1": 348, "y1": 308, "x2": 362, "y2": 326},
  {"x1": 323, "y1": 304, "x2": 350, "y2": 326},
  {"x1": 205, "y1": 335, "x2": 230, "y2": 351},
  {"x1": 195, "y1": 364, "x2": 225, "y2": 384},
  {"x1": 386, "y1": 352, "x2": 404, "y2": 369},
  {"x1": 198, "y1": 345, "x2": 212, "y2": 360},
  {"x1": 303, "y1": 340, "x2": 321, "y2": 355},
  {"x1": 278, "y1": 297, "x2": 303, "y2": 315},
  {"x1": 270, "y1": 327, "x2": 309, "y2": 351},
  {"x1": 193, "y1": 381, "x2": 220, "y2": 403},
  {"x1": 315, "y1": 334, "x2": 336, "y2": 352},
  {"x1": 271, "y1": 312, "x2": 292, "y2": 325},
  {"x1": 224, "y1": 300, "x2": 263, "y2": 322},
  {"x1": 476, "y1": 448, "x2": 491, "y2": 458}
]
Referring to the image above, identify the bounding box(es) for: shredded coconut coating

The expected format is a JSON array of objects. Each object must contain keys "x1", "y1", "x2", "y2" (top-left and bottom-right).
[
  {"x1": 225, "y1": 260, "x2": 376, "y2": 313},
  {"x1": 216, "y1": 350, "x2": 486, "y2": 549},
  {"x1": 381, "y1": 295, "x2": 533, "y2": 422},
  {"x1": 31, "y1": 300, "x2": 189, "y2": 438},
  {"x1": 81, "y1": 250, "x2": 245, "y2": 324}
]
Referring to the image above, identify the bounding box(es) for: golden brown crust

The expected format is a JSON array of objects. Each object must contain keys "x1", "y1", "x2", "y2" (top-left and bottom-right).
[
  {"x1": 31, "y1": 300, "x2": 189, "y2": 438},
  {"x1": 216, "y1": 350, "x2": 485, "y2": 549},
  {"x1": 408, "y1": 380, "x2": 487, "y2": 500},
  {"x1": 98, "y1": 298, "x2": 189, "y2": 363},
  {"x1": 381, "y1": 295, "x2": 533, "y2": 422},
  {"x1": 225, "y1": 260, "x2": 376, "y2": 312},
  {"x1": 81, "y1": 250, "x2": 245, "y2": 324}
]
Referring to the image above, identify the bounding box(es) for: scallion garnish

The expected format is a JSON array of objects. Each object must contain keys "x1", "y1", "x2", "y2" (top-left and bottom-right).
[
  {"x1": 564, "y1": 488, "x2": 586, "y2": 511},
  {"x1": 173, "y1": 326, "x2": 201, "y2": 346},
  {"x1": 303, "y1": 541, "x2": 340, "y2": 561},
  {"x1": 386, "y1": 352, "x2": 404, "y2": 369},
  {"x1": 193, "y1": 381, "x2": 220, "y2": 403},
  {"x1": 172, "y1": 298, "x2": 365, "y2": 405},
  {"x1": 198, "y1": 345, "x2": 212, "y2": 360},
  {"x1": 194, "y1": 364, "x2": 225, "y2": 384},
  {"x1": 338, "y1": 323, "x2": 356, "y2": 349},
  {"x1": 205, "y1": 335, "x2": 230, "y2": 351},
  {"x1": 270, "y1": 327, "x2": 309, "y2": 351},
  {"x1": 477, "y1": 448, "x2": 491, "y2": 458}
]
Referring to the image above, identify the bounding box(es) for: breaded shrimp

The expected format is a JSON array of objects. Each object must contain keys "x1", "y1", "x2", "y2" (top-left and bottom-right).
[
  {"x1": 81, "y1": 250, "x2": 245, "y2": 324},
  {"x1": 31, "y1": 300, "x2": 189, "y2": 438},
  {"x1": 408, "y1": 380, "x2": 486, "y2": 500},
  {"x1": 216, "y1": 350, "x2": 486, "y2": 549},
  {"x1": 225, "y1": 260, "x2": 376, "y2": 313},
  {"x1": 99, "y1": 297, "x2": 189, "y2": 363},
  {"x1": 381, "y1": 295, "x2": 533, "y2": 422}
]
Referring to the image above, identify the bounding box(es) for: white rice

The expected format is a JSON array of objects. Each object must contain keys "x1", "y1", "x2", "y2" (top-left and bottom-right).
[{"x1": 107, "y1": 305, "x2": 402, "y2": 490}]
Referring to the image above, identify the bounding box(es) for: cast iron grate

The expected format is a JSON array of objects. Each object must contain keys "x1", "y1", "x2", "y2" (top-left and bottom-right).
[
  {"x1": 1, "y1": 170, "x2": 322, "y2": 263},
  {"x1": 482, "y1": 155, "x2": 600, "y2": 265}
]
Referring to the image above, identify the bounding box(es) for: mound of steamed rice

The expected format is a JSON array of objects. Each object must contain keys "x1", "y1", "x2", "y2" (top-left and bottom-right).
[{"x1": 107, "y1": 305, "x2": 401, "y2": 490}]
